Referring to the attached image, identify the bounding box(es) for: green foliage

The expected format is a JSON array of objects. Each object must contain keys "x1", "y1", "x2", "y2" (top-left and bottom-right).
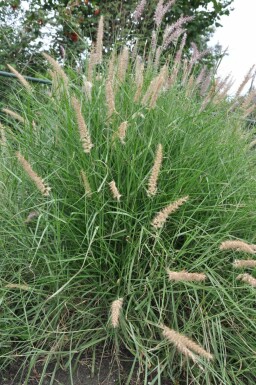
[
  {"x1": 0, "y1": 43, "x2": 256, "y2": 384},
  {"x1": 0, "y1": 0, "x2": 234, "y2": 74}
]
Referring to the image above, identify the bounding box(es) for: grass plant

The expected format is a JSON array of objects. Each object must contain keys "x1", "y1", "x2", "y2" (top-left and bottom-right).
[{"x1": 1, "y1": 16, "x2": 256, "y2": 385}]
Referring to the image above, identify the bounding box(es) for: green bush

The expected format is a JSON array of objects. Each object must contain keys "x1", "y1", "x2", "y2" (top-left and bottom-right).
[{"x1": 1, "y1": 30, "x2": 256, "y2": 384}]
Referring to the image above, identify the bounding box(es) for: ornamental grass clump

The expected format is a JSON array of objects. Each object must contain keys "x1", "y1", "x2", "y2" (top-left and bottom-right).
[{"x1": 1, "y1": 12, "x2": 256, "y2": 385}]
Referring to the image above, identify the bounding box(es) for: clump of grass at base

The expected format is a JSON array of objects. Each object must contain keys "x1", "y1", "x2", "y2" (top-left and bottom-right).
[{"x1": 1, "y1": 19, "x2": 256, "y2": 385}]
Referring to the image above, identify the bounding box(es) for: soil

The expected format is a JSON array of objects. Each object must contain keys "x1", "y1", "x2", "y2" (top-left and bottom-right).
[{"x1": 1, "y1": 358, "x2": 141, "y2": 385}]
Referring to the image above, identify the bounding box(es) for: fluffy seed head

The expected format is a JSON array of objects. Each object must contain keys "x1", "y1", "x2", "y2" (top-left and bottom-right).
[
  {"x1": 163, "y1": 28, "x2": 185, "y2": 50},
  {"x1": 249, "y1": 139, "x2": 256, "y2": 149},
  {"x1": 152, "y1": 196, "x2": 189, "y2": 229},
  {"x1": 7, "y1": 64, "x2": 32, "y2": 92},
  {"x1": 2, "y1": 108, "x2": 25, "y2": 123},
  {"x1": 71, "y1": 97, "x2": 93, "y2": 153},
  {"x1": 16, "y1": 152, "x2": 51, "y2": 196},
  {"x1": 42, "y1": 52, "x2": 69, "y2": 89},
  {"x1": 117, "y1": 47, "x2": 129, "y2": 83},
  {"x1": 149, "y1": 65, "x2": 168, "y2": 108},
  {"x1": 0, "y1": 123, "x2": 6, "y2": 146},
  {"x1": 154, "y1": 46, "x2": 162, "y2": 71},
  {"x1": 116, "y1": 121, "x2": 128, "y2": 144},
  {"x1": 133, "y1": 0, "x2": 147, "y2": 22},
  {"x1": 111, "y1": 298, "x2": 123, "y2": 327},
  {"x1": 81, "y1": 170, "x2": 92, "y2": 197},
  {"x1": 87, "y1": 44, "x2": 96, "y2": 82},
  {"x1": 166, "y1": 269, "x2": 206, "y2": 282},
  {"x1": 107, "y1": 50, "x2": 116, "y2": 83},
  {"x1": 220, "y1": 240, "x2": 256, "y2": 254},
  {"x1": 241, "y1": 89, "x2": 256, "y2": 110},
  {"x1": 25, "y1": 210, "x2": 39, "y2": 224},
  {"x1": 147, "y1": 143, "x2": 163, "y2": 196},
  {"x1": 82, "y1": 78, "x2": 93, "y2": 101},
  {"x1": 154, "y1": 0, "x2": 176, "y2": 28},
  {"x1": 134, "y1": 56, "x2": 145, "y2": 102},
  {"x1": 243, "y1": 104, "x2": 256, "y2": 118},
  {"x1": 237, "y1": 273, "x2": 256, "y2": 288},
  {"x1": 235, "y1": 65, "x2": 255, "y2": 97},
  {"x1": 5, "y1": 283, "x2": 31, "y2": 291},
  {"x1": 106, "y1": 79, "x2": 116, "y2": 117},
  {"x1": 233, "y1": 259, "x2": 256, "y2": 268},
  {"x1": 109, "y1": 180, "x2": 121, "y2": 201},
  {"x1": 174, "y1": 33, "x2": 187, "y2": 67},
  {"x1": 151, "y1": 30, "x2": 157, "y2": 54},
  {"x1": 95, "y1": 16, "x2": 104, "y2": 64},
  {"x1": 162, "y1": 325, "x2": 213, "y2": 361}
]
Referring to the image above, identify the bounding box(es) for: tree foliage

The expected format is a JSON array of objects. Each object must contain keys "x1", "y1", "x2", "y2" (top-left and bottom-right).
[{"x1": 0, "y1": 0, "x2": 234, "y2": 73}]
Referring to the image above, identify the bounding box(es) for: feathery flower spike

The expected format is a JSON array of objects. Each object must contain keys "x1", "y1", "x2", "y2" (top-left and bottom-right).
[
  {"x1": 109, "y1": 180, "x2": 121, "y2": 201},
  {"x1": 87, "y1": 49, "x2": 97, "y2": 82},
  {"x1": 107, "y1": 51, "x2": 116, "y2": 83},
  {"x1": 233, "y1": 259, "x2": 256, "y2": 268},
  {"x1": 5, "y1": 283, "x2": 30, "y2": 291},
  {"x1": 243, "y1": 104, "x2": 256, "y2": 118},
  {"x1": 0, "y1": 123, "x2": 6, "y2": 146},
  {"x1": 16, "y1": 152, "x2": 51, "y2": 196},
  {"x1": 237, "y1": 273, "x2": 256, "y2": 288},
  {"x1": 162, "y1": 325, "x2": 213, "y2": 361},
  {"x1": 249, "y1": 139, "x2": 256, "y2": 149},
  {"x1": 71, "y1": 97, "x2": 93, "y2": 153},
  {"x1": 147, "y1": 144, "x2": 163, "y2": 196},
  {"x1": 134, "y1": 57, "x2": 144, "y2": 101},
  {"x1": 235, "y1": 65, "x2": 255, "y2": 97},
  {"x1": 152, "y1": 196, "x2": 189, "y2": 229},
  {"x1": 149, "y1": 65, "x2": 168, "y2": 108},
  {"x1": 133, "y1": 0, "x2": 147, "y2": 21},
  {"x1": 2, "y1": 108, "x2": 25, "y2": 123},
  {"x1": 82, "y1": 78, "x2": 93, "y2": 101},
  {"x1": 220, "y1": 240, "x2": 256, "y2": 254},
  {"x1": 7, "y1": 64, "x2": 32, "y2": 92},
  {"x1": 166, "y1": 269, "x2": 206, "y2": 282},
  {"x1": 42, "y1": 52, "x2": 69, "y2": 88},
  {"x1": 106, "y1": 79, "x2": 116, "y2": 117},
  {"x1": 81, "y1": 170, "x2": 92, "y2": 197},
  {"x1": 154, "y1": 46, "x2": 162, "y2": 70},
  {"x1": 117, "y1": 47, "x2": 129, "y2": 83},
  {"x1": 116, "y1": 121, "x2": 128, "y2": 144},
  {"x1": 95, "y1": 16, "x2": 104, "y2": 64},
  {"x1": 25, "y1": 210, "x2": 39, "y2": 224},
  {"x1": 111, "y1": 298, "x2": 123, "y2": 327},
  {"x1": 154, "y1": 0, "x2": 176, "y2": 28}
]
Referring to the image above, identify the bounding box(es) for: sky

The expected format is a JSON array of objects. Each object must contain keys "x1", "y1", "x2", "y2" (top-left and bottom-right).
[{"x1": 209, "y1": 0, "x2": 256, "y2": 94}]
